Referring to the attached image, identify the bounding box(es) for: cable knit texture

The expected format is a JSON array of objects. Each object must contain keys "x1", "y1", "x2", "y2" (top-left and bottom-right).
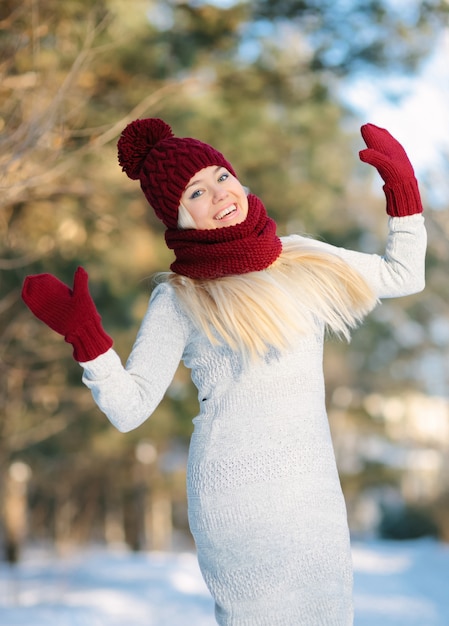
[
  {"x1": 117, "y1": 118, "x2": 236, "y2": 230},
  {"x1": 80, "y1": 215, "x2": 426, "y2": 626},
  {"x1": 166, "y1": 193, "x2": 282, "y2": 278}
]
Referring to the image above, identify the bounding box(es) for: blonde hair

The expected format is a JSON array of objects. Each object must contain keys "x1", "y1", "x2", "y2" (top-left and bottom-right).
[
  {"x1": 178, "y1": 203, "x2": 197, "y2": 229},
  {"x1": 161, "y1": 236, "x2": 377, "y2": 363}
]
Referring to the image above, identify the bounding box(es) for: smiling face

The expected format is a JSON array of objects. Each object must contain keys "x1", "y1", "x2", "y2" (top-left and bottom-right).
[{"x1": 179, "y1": 165, "x2": 249, "y2": 230}]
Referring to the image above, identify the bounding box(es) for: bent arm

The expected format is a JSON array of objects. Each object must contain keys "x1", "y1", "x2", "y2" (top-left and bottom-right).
[
  {"x1": 80, "y1": 283, "x2": 190, "y2": 432},
  {"x1": 306, "y1": 214, "x2": 426, "y2": 299}
]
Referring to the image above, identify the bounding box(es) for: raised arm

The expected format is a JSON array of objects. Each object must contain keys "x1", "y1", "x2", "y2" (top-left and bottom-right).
[
  {"x1": 326, "y1": 214, "x2": 426, "y2": 299},
  {"x1": 22, "y1": 269, "x2": 188, "y2": 432},
  {"x1": 295, "y1": 124, "x2": 426, "y2": 298},
  {"x1": 356, "y1": 123, "x2": 425, "y2": 296}
]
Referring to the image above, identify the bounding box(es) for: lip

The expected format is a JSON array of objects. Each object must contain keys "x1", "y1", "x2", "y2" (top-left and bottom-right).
[{"x1": 214, "y1": 204, "x2": 239, "y2": 222}]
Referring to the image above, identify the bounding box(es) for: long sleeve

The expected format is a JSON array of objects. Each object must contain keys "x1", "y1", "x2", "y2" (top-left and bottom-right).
[
  {"x1": 80, "y1": 283, "x2": 191, "y2": 432},
  {"x1": 296, "y1": 214, "x2": 426, "y2": 299}
]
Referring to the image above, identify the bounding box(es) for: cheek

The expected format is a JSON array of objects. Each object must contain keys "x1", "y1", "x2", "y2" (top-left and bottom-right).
[
  {"x1": 187, "y1": 200, "x2": 208, "y2": 220},
  {"x1": 185, "y1": 201, "x2": 212, "y2": 229}
]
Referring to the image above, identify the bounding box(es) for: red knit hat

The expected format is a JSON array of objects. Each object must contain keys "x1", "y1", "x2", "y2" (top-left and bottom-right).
[{"x1": 117, "y1": 118, "x2": 237, "y2": 230}]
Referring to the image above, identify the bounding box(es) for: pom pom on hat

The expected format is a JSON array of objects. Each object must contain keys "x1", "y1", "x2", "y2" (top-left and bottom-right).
[
  {"x1": 117, "y1": 117, "x2": 236, "y2": 230},
  {"x1": 118, "y1": 118, "x2": 173, "y2": 180}
]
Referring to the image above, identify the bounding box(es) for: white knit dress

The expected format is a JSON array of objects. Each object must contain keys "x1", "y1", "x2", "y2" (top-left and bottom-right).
[{"x1": 81, "y1": 215, "x2": 426, "y2": 626}]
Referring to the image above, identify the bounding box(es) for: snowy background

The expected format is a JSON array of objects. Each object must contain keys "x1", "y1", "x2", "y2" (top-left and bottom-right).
[{"x1": 1, "y1": 539, "x2": 449, "y2": 626}]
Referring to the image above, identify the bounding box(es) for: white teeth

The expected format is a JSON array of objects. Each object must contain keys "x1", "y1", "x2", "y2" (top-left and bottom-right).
[{"x1": 216, "y1": 205, "x2": 236, "y2": 220}]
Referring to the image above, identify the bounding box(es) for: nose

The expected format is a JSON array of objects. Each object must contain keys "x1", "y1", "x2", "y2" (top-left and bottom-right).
[{"x1": 211, "y1": 183, "x2": 227, "y2": 203}]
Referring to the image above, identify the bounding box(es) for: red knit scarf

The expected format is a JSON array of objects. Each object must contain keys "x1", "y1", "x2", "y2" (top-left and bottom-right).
[{"x1": 165, "y1": 194, "x2": 282, "y2": 279}]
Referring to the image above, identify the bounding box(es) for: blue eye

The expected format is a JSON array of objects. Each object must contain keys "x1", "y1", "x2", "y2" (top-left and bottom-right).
[
  {"x1": 190, "y1": 189, "x2": 202, "y2": 199},
  {"x1": 218, "y1": 172, "x2": 229, "y2": 183}
]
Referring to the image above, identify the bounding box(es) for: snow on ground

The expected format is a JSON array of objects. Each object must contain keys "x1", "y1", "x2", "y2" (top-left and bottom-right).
[{"x1": 1, "y1": 539, "x2": 449, "y2": 625}]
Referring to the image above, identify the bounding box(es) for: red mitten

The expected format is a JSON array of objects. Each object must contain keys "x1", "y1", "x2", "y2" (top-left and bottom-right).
[
  {"x1": 22, "y1": 266, "x2": 113, "y2": 362},
  {"x1": 359, "y1": 123, "x2": 423, "y2": 217}
]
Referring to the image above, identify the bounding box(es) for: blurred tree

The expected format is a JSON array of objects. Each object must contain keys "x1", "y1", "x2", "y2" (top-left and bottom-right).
[
  {"x1": 0, "y1": 0, "x2": 177, "y2": 554},
  {"x1": 251, "y1": 0, "x2": 449, "y2": 76}
]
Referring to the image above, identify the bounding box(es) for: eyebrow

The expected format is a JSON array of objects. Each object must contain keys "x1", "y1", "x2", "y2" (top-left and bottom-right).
[{"x1": 184, "y1": 166, "x2": 224, "y2": 191}]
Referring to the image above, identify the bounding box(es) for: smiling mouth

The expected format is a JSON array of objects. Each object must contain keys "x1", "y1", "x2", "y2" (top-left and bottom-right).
[{"x1": 215, "y1": 205, "x2": 238, "y2": 220}]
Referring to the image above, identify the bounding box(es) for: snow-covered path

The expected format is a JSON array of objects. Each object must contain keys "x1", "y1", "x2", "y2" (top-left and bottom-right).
[{"x1": 1, "y1": 539, "x2": 448, "y2": 625}]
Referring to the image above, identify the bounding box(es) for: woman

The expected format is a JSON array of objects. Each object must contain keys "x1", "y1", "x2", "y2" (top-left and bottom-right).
[{"x1": 22, "y1": 119, "x2": 426, "y2": 625}]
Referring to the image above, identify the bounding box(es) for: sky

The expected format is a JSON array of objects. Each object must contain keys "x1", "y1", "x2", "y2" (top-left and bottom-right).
[
  {"x1": 153, "y1": 0, "x2": 449, "y2": 191},
  {"x1": 341, "y1": 28, "x2": 449, "y2": 207},
  {"x1": 1, "y1": 539, "x2": 449, "y2": 625},
  {"x1": 214, "y1": 0, "x2": 449, "y2": 193}
]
